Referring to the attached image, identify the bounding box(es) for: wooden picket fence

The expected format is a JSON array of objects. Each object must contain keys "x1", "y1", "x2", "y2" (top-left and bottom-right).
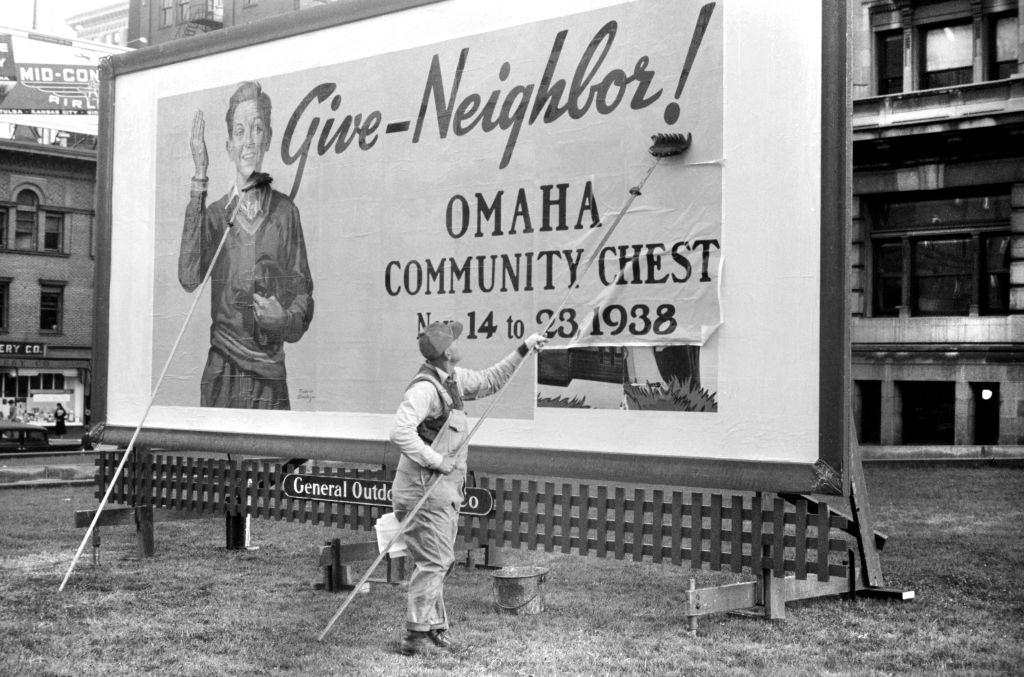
[{"x1": 94, "y1": 451, "x2": 854, "y2": 582}]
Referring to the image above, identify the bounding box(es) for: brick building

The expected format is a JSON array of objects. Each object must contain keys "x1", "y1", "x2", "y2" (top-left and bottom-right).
[
  {"x1": 0, "y1": 139, "x2": 97, "y2": 429},
  {"x1": 127, "y1": 0, "x2": 339, "y2": 44}
]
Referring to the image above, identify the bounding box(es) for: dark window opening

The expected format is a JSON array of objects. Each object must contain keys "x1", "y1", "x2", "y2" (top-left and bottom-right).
[
  {"x1": 15, "y1": 189, "x2": 38, "y2": 251},
  {"x1": 39, "y1": 286, "x2": 63, "y2": 333},
  {"x1": 875, "y1": 194, "x2": 1011, "y2": 232},
  {"x1": 983, "y1": 235, "x2": 1010, "y2": 314},
  {"x1": 855, "y1": 380, "x2": 882, "y2": 444},
  {"x1": 972, "y1": 383, "x2": 999, "y2": 445},
  {"x1": 873, "y1": 240, "x2": 903, "y2": 316},
  {"x1": 28, "y1": 373, "x2": 65, "y2": 390},
  {"x1": 0, "y1": 281, "x2": 8, "y2": 332},
  {"x1": 877, "y1": 30, "x2": 904, "y2": 94},
  {"x1": 43, "y1": 213, "x2": 63, "y2": 252},
  {"x1": 869, "y1": 192, "x2": 1011, "y2": 317},
  {"x1": 160, "y1": 0, "x2": 174, "y2": 27},
  {"x1": 899, "y1": 381, "x2": 954, "y2": 444}
]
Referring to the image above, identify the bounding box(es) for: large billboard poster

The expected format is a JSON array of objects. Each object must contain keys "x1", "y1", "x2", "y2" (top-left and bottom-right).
[
  {"x1": 150, "y1": 0, "x2": 723, "y2": 421},
  {"x1": 105, "y1": 0, "x2": 830, "y2": 477}
]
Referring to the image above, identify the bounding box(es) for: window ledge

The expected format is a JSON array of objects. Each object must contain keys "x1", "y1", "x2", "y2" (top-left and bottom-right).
[
  {"x1": 853, "y1": 76, "x2": 1024, "y2": 137},
  {"x1": 852, "y1": 314, "x2": 1023, "y2": 344},
  {"x1": 0, "y1": 249, "x2": 70, "y2": 258}
]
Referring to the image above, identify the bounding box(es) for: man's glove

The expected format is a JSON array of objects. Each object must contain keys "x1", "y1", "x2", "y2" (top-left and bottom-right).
[
  {"x1": 435, "y1": 455, "x2": 457, "y2": 475},
  {"x1": 523, "y1": 333, "x2": 550, "y2": 353}
]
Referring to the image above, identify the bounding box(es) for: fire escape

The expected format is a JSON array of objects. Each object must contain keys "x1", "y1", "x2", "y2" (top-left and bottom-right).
[{"x1": 176, "y1": 0, "x2": 224, "y2": 38}]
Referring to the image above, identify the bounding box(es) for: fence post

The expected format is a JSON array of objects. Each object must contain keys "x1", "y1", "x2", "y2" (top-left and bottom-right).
[{"x1": 135, "y1": 506, "x2": 154, "y2": 557}]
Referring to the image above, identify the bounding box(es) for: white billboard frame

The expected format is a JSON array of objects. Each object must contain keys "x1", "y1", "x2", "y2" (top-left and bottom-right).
[{"x1": 93, "y1": 0, "x2": 849, "y2": 494}]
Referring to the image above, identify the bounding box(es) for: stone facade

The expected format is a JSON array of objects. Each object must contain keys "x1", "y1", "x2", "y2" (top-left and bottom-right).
[{"x1": 850, "y1": 0, "x2": 1024, "y2": 450}]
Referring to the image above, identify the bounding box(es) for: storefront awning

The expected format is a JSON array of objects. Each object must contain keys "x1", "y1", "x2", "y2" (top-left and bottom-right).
[{"x1": 0, "y1": 359, "x2": 91, "y2": 370}]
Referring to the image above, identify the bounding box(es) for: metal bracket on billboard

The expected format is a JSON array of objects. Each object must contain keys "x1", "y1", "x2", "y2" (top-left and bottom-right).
[{"x1": 317, "y1": 132, "x2": 693, "y2": 641}]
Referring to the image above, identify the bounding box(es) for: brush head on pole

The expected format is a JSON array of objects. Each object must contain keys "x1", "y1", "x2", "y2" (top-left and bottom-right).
[
  {"x1": 241, "y1": 171, "x2": 273, "y2": 192},
  {"x1": 649, "y1": 132, "x2": 692, "y2": 158}
]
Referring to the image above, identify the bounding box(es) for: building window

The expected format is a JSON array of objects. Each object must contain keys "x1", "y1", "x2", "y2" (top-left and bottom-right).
[
  {"x1": 990, "y1": 14, "x2": 1019, "y2": 80},
  {"x1": 161, "y1": 0, "x2": 175, "y2": 27},
  {"x1": 43, "y1": 213, "x2": 64, "y2": 252},
  {"x1": 178, "y1": 0, "x2": 190, "y2": 23},
  {"x1": 39, "y1": 285, "x2": 64, "y2": 333},
  {"x1": 872, "y1": 240, "x2": 904, "y2": 316},
  {"x1": 877, "y1": 30, "x2": 903, "y2": 95},
  {"x1": 28, "y1": 373, "x2": 65, "y2": 390},
  {"x1": 0, "y1": 279, "x2": 8, "y2": 332},
  {"x1": 869, "y1": 192, "x2": 1011, "y2": 317},
  {"x1": 14, "y1": 189, "x2": 38, "y2": 250},
  {"x1": 982, "y1": 235, "x2": 1010, "y2": 314},
  {"x1": 899, "y1": 381, "x2": 954, "y2": 444},
  {"x1": 920, "y1": 22, "x2": 973, "y2": 89},
  {"x1": 912, "y1": 237, "x2": 973, "y2": 315},
  {"x1": 0, "y1": 210, "x2": 6, "y2": 249}
]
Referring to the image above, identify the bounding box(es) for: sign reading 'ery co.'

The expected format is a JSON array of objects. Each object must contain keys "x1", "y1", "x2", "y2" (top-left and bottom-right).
[
  {"x1": 281, "y1": 473, "x2": 494, "y2": 516},
  {"x1": 0, "y1": 342, "x2": 46, "y2": 356}
]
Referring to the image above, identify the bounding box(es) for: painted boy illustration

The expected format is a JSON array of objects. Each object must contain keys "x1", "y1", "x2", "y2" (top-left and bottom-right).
[{"x1": 178, "y1": 80, "x2": 314, "y2": 409}]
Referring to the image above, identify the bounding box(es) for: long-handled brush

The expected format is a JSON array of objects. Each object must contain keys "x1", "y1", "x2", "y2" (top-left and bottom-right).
[
  {"x1": 59, "y1": 172, "x2": 270, "y2": 592},
  {"x1": 317, "y1": 132, "x2": 692, "y2": 641}
]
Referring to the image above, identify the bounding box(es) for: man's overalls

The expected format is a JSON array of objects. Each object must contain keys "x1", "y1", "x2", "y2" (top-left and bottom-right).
[{"x1": 391, "y1": 365, "x2": 469, "y2": 633}]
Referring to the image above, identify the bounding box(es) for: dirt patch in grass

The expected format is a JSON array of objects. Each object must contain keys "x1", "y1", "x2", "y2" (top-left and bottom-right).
[{"x1": 0, "y1": 465, "x2": 1021, "y2": 676}]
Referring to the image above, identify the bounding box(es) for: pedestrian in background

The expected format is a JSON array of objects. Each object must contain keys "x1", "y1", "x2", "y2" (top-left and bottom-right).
[{"x1": 53, "y1": 403, "x2": 67, "y2": 437}]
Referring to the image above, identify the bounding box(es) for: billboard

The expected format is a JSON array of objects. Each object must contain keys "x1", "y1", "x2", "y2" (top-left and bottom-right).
[
  {"x1": 0, "y1": 28, "x2": 123, "y2": 114},
  {"x1": 97, "y1": 0, "x2": 848, "y2": 493}
]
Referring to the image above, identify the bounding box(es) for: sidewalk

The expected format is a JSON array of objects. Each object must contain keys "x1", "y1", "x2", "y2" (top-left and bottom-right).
[{"x1": 0, "y1": 462, "x2": 95, "y2": 489}]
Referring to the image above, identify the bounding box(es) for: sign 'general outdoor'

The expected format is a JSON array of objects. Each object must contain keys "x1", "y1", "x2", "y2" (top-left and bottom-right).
[{"x1": 281, "y1": 473, "x2": 494, "y2": 517}]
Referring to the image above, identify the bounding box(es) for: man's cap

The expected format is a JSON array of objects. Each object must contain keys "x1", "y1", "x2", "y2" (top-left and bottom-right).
[{"x1": 418, "y1": 320, "x2": 463, "y2": 360}]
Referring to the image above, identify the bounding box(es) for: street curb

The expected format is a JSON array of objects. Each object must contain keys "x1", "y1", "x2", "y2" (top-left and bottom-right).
[
  {"x1": 0, "y1": 479, "x2": 95, "y2": 490},
  {"x1": 0, "y1": 466, "x2": 94, "y2": 483},
  {"x1": 864, "y1": 457, "x2": 1024, "y2": 469}
]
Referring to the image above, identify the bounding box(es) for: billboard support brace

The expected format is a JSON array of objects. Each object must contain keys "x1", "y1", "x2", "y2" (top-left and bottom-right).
[{"x1": 681, "y1": 431, "x2": 914, "y2": 633}]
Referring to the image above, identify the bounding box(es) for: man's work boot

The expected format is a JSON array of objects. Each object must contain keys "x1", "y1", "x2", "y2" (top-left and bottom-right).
[
  {"x1": 427, "y1": 629, "x2": 452, "y2": 649},
  {"x1": 400, "y1": 631, "x2": 431, "y2": 655}
]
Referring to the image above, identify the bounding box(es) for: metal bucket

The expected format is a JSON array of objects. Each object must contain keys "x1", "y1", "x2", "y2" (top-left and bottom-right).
[{"x1": 492, "y1": 566, "x2": 550, "y2": 615}]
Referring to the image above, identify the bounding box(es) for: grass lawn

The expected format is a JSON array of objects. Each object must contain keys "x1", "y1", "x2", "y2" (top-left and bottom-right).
[{"x1": 0, "y1": 464, "x2": 1021, "y2": 676}]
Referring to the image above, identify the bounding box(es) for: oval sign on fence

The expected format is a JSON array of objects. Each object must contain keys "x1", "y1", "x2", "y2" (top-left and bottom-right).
[{"x1": 281, "y1": 473, "x2": 493, "y2": 516}]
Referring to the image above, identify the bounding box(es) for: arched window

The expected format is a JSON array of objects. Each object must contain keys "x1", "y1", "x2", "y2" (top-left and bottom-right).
[{"x1": 14, "y1": 189, "x2": 38, "y2": 250}]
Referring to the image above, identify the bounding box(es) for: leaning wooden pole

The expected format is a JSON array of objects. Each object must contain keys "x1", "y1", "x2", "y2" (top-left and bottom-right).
[{"x1": 59, "y1": 221, "x2": 234, "y2": 592}]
